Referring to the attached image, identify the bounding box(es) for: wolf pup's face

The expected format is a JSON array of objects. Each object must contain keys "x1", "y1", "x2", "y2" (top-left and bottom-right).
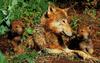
[
  {"x1": 11, "y1": 20, "x2": 24, "y2": 35},
  {"x1": 78, "y1": 25, "x2": 91, "y2": 39},
  {"x1": 41, "y1": 4, "x2": 72, "y2": 36}
]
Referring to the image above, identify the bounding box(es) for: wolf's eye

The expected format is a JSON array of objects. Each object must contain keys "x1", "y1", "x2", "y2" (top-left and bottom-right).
[
  {"x1": 50, "y1": 7, "x2": 53, "y2": 12},
  {"x1": 45, "y1": 12, "x2": 49, "y2": 18},
  {"x1": 63, "y1": 20, "x2": 65, "y2": 23},
  {"x1": 62, "y1": 19, "x2": 67, "y2": 23}
]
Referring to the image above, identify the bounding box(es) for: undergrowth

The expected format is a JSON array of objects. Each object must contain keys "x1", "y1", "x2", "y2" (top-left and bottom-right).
[
  {"x1": 8, "y1": 50, "x2": 38, "y2": 63},
  {"x1": 0, "y1": 0, "x2": 54, "y2": 36}
]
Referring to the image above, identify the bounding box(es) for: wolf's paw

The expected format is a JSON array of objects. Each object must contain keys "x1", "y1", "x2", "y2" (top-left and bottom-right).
[
  {"x1": 85, "y1": 58, "x2": 100, "y2": 63},
  {"x1": 72, "y1": 50, "x2": 99, "y2": 62}
]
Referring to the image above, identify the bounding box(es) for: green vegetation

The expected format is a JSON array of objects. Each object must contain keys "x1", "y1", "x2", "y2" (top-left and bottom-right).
[
  {"x1": 70, "y1": 16, "x2": 79, "y2": 30},
  {"x1": 84, "y1": 8, "x2": 96, "y2": 17},
  {"x1": 0, "y1": 0, "x2": 52, "y2": 36},
  {"x1": 25, "y1": 27, "x2": 35, "y2": 35},
  {"x1": 0, "y1": 51, "x2": 8, "y2": 63},
  {"x1": 21, "y1": 27, "x2": 35, "y2": 40},
  {"x1": 9, "y1": 50, "x2": 38, "y2": 63}
]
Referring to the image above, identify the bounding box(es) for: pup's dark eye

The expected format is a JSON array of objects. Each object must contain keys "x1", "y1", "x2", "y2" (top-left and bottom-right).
[
  {"x1": 16, "y1": 26, "x2": 19, "y2": 28},
  {"x1": 81, "y1": 30, "x2": 84, "y2": 32},
  {"x1": 89, "y1": 26, "x2": 92, "y2": 29}
]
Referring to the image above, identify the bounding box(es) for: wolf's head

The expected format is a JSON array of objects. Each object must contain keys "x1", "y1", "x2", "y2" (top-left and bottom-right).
[{"x1": 41, "y1": 3, "x2": 72, "y2": 36}]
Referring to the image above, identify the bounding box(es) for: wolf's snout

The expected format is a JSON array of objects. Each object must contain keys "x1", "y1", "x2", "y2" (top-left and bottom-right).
[{"x1": 64, "y1": 31, "x2": 72, "y2": 36}]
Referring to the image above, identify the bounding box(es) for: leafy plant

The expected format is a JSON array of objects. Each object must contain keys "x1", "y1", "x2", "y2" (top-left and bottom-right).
[
  {"x1": 21, "y1": 27, "x2": 35, "y2": 40},
  {"x1": 0, "y1": 51, "x2": 8, "y2": 63},
  {"x1": 25, "y1": 27, "x2": 35, "y2": 35},
  {"x1": 9, "y1": 50, "x2": 38, "y2": 63},
  {"x1": 0, "y1": 25, "x2": 9, "y2": 35},
  {"x1": 0, "y1": 0, "x2": 50, "y2": 36},
  {"x1": 32, "y1": 0, "x2": 48, "y2": 24},
  {"x1": 87, "y1": 0, "x2": 92, "y2": 5},
  {"x1": 83, "y1": 8, "x2": 96, "y2": 18},
  {"x1": 70, "y1": 16, "x2": 79, "y2": 30},
  {"x1": 0, "y1": 9, "x2": 9, "y2": 36}
]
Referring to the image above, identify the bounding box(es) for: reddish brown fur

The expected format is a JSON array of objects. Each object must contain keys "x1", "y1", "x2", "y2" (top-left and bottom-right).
[
  {"x1": 78, "y1": 24, "x2": 94, "y2": 54},
  {"x1": 11, "y1": 20, "x2": 24, "y2": 34},
  {"x1": 41, "y1": 4, "x2": 72, "y2": 36},
  {"x1": 39, "y1": 4, "x2": 72, "y2": 52}
]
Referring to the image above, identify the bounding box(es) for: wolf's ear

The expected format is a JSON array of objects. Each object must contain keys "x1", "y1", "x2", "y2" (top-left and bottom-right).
[
  {"x1": 48, "y1": 3, "x2": 56, "y2": 14},
  {"x1": 64, "y1": 8, "x2": 69, "y2": 12},
  {"x1": 63, "y1": 8, "x2": 69, "y2": 16}
]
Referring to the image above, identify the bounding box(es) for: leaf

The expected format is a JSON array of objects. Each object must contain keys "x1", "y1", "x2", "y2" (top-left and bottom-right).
[
  {"x1": 25, "y1": 27, "x2": 34, "y2": 35},
  {"x1": 0, "y1": 25, "x2": 8, "y2": 35},
  {"x1": 6, "y1": 20, "x2": 10, "y2": 26},
  {"x1": 91, "y1": 9, "x2": 96, "y2": 16},
  {"x1": 0, "y1": 10, "x2": 4, "y2": 24},
  {"x1": 0, "y1": 51, "x2": 8, "y2": 63},
  {"x1": 11, "y1": 0, "x2": 18, "y2": 6},
  {"x1": 70, "y1": 16, "x2": 78, "y2": 30}
]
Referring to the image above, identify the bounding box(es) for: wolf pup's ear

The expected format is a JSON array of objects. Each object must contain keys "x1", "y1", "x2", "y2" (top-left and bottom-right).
[{"x1": 48, "y1": 3, "x2": 56, "y2": 15}]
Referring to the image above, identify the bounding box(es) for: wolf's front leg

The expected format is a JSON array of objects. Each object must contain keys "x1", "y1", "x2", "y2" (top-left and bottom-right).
[{"x1": 43, "y1": 48, "x2": 64, "y2": 54}]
